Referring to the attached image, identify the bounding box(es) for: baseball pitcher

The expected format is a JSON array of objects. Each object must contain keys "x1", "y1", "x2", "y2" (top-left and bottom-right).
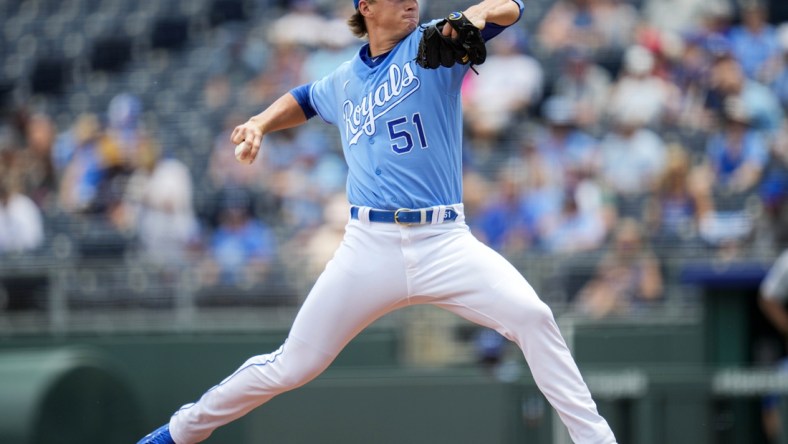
[{"x1": 138, "y1": 0, "x2": 617, "y2": 443}]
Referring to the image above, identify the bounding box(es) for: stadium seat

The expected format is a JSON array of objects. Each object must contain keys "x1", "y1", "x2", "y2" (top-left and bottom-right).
[
  {"x1": 30, "y1": 57, "x2": 70, "y2": 95},
  {"x1": 209, "y1": 0, "x2": 246, "y2": 27},
  {"x1": 90, "y1": 35, "x2": 132, "y2": 72},
  {"x1": 151, "y1": 16, "x2": 190, "y2": 50}
]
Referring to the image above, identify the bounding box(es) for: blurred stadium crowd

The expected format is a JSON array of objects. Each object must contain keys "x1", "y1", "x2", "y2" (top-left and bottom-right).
[{"x1": 0, "y1": 0, "x2": 787, "y2": 319}]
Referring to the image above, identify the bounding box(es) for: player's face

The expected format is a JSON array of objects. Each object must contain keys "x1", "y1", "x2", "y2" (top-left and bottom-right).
[{"x1": 367, "y1": 0, "x2": 420, "y2": 37}]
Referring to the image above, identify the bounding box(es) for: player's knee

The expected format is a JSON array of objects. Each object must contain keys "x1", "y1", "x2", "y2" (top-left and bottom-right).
[
  {"x1": 279, "y1": 365, "x2": 322, "y2": 390},
  {"x1": 239, "y1": 343, "x2": 330, "y2": 390},
  {"x1": 523, "y1": 300, "x2": 555, "y2": 326},
  {"x1": 276, "y1": 347, "x2": 332, "y2": 390}
]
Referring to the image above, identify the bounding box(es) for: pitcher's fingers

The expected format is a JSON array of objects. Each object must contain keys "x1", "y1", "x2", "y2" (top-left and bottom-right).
[
  {"x1": 230, "y1": 126, "x2": 245, "y2": 145},
  {"x1": 248, "y1": 142, "x2": 261, "y2": 162},
  {"x1": 251, "y1": 132, "x2": 263, "y2": 152}
]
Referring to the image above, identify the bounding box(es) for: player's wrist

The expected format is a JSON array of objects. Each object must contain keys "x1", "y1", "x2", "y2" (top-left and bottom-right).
[
  {"x1": 459, "y1": 8, "x2": 485, "y2": 29},
  {"x1": 467, "y1": 0, "x2": 519, "y2": 27},
  {"x1": 247, "y1": 116, "x2": 268, "y2": 135}
]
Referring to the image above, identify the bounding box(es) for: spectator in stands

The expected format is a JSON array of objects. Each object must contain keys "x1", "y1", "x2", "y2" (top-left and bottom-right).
[
  {"x1": 302, "y1": 32, "x2": 359, "y2": 82},
  {"x1": 473, "y1": 327, "x2": 508, "y2": 377},
  {"x1": 517, "y1": 147, "x2": 566, "y2": 245},
  {"x1": 284, "y1": 191, "x2": 349, "y2": 291},
  {"x1": 758, "y1": 248, "x2": 788, "y2": 442},
  {"x1": 17, "y1": 112, "x2": 57, "y2": 210},
  {"x1": 90, "y1": 130, "x2": 148, "y2": 223},
  {"x1": 606, "y1": 44, "x2": 681, "y2": 128},
  {"x1": 574, "y1": 218, "x2": 663, "y2": 319},
  {"x1": 473, "y1": 162, "x2": 533, "y2": 255},
  {"x1": 666, "y1": 33, "x2": 717, "y2": 130},
  {"x1": 106, "y1": 93, "x2": 146, "y2": 161},
  {"x1": 243, "y1": 40, "x2": 307, "y2": 107},
  {"x1": 203, "y1": 74, "x2": 232, "y2": 112},
  {"x1": 644, "y1": 144, "x2": 701, "y2": 244},
  {"x1": 538, "y1": 186, "x2": 607, "y2": 254},
  {"x1": 695, "y1": 0, "x2": 734, "y2": 38},
  {"x1": 268, "y1": 0, "x2": 330, "y2": 48},
  {"x1": 599, "y1": 109, "x2": 667, "y2": 196},
  {"x1": 59, "y1": 96, "x2": 152, "y2": 218},
  {"x1": 760, "y1": 119, "x2": 788, "y2": 246},
  {"x1": 728, "y1": 0, "x2": 783, "y2": 83},
  {"x1": 261, "y1": 124, "x2": 328, "y2": 174},
  {"x1": 537, "y1": 0, "x2": 638, "y2": 65},
  {"x1": 705, "y1": 97, "x2": 768, "y2": 193},
  {"x1": 122, "y1": 141, "x2": 200, "y2": 267},
  {"x1": 631, "y1": 26, "x2": 681, "y2": 83},
  {"x1": 461, "y1": 29, "x2": 543, "y2": 141},
  {"x1": 691, "y1": 162, "x2": 755, "y2": 259},
  {"x1": 706, "y1": 54, "x2": 784, "y2": 135},
  {"x1": 302, "y1": 3, "x2": 359, "y2": 81},
  {"x1": 642, "y1": 0, "x2": 732, "y2": 35},
  {"x1": 220, "y1": 26, "x2": 270, "y2": 83},
  {"x1": 52, "y1": 114, "x2": 86, "y2": 175},
  {"x1": 551, "y1": 46, "x2": 612, "y2": 130},
  {"x1": 276, "y1": 133, "x2": 346, "y2": 231},
  {"x1": 198, "y1": 187, "x2": 277, "y2": 288},
  {"x1": 56, "y1": 113, "x2": 115, "y2": 213},
  {"x1": 534, "y1": 95, "x2": 600, "y2": 189},
  {"x1": 0, "y1": 170, "x2": 44, "y2": 254},
  {"x1": 772, "y1": 23, "x2": 788, "y2": 111}
]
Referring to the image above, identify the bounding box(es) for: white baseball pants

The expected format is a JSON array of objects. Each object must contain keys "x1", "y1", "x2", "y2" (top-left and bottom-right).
[{"x1": 169, "y1": 209, "x2": 616, "y2": 444}]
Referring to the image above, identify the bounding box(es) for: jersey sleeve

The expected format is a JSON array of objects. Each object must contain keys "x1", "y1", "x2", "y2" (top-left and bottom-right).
[
  {"x1": 481, "y1": 0, "x2": 524, "y2": 41},
  {"x1": 308, "y1": 71, "x2": 340, "y2": 125},
  {"x1": 289, "y1": 83, "x2": 317, "y2": 120}
]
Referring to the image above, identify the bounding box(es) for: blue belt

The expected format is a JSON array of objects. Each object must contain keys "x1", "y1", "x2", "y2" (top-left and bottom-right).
[{"x1": 350, "y1": 206, "x2": 459, "y2": 226}]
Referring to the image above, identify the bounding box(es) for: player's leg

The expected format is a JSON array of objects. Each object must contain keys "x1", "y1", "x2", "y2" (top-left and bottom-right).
[
  {"x1": 413, "y1": 227, "x2": 616, "y2": 444},
  {"x1": 168, "y1": 221, "x2": 411, "y2": 443}
]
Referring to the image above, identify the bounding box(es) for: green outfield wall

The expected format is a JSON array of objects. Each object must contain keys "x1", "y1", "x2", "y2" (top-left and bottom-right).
[
  {"x1": 0, "y1": 320, "x2": 721, "y2": 444},
  {"x1": 0, "y1": 288, "x2": 780, "y2": 444}
]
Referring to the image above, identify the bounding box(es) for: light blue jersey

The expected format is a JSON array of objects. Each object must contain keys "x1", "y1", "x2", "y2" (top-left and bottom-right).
[{"x1": 307, "y1": 6, "x2": 523, "y2": 210}]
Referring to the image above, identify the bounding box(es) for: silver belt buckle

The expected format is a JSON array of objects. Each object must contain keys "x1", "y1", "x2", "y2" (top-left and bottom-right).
[{"x1": 394, "y1": 208, "x2": 418, "y2": 226}]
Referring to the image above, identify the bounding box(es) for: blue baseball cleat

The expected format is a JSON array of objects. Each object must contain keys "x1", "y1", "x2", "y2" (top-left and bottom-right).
[{"x1": 137, "y1": 424, "x2": 175, "y2": 444}]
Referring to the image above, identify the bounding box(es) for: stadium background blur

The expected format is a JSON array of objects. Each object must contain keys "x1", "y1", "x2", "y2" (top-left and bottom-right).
[{"x1": 1, "y1": 0, "x2": 788, "y2": 443}]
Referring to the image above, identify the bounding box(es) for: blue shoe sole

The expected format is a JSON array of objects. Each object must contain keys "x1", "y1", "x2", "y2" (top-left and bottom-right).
[{"x1": 137, "y1": 424, "x2": 174, "y2": 444}]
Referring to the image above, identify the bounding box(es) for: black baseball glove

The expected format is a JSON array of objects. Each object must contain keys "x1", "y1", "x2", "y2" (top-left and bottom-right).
[{"x1": 415, "y1": 12, "x2": 486, "y2": 71}]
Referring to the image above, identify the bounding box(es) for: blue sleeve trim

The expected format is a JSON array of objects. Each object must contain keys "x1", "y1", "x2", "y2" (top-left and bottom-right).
[
  {"x1": 481, "y1": 23, "x2": 507, "y2": 41},
  {"x1": 511, "y1": 0, "x2": 525, "y2": 16},
  {"x1": 481, "y1": 0, "x2": 524, "y2": 41},
  {"x1": 289, "y1": 83, "x2": 317, "y2": 120}
]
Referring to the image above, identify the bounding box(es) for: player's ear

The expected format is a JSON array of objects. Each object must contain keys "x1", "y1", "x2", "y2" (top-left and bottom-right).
[{"x1": 358, "y1": 0, "x2": 372, "y2": 16}]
